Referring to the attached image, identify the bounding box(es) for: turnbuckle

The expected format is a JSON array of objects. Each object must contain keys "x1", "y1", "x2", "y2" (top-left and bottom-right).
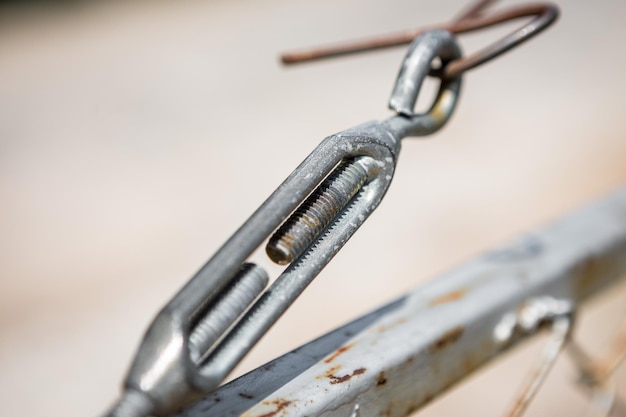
[{"x1": 105, "y1": 30, "x2": 463, "y2": 417}]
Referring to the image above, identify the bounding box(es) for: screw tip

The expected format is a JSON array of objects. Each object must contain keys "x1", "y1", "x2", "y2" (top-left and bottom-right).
[{"x1": 266, "y1": 240, "x2": 293, "y2": 265}]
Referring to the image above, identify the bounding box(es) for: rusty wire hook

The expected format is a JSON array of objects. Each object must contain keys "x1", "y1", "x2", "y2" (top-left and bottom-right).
[
  {"x1": 442, "y1": 2, "x2": 559, "y2": 78},
  {"x1": 280, "y1": 1, "x2": 559, "y2": 79}
]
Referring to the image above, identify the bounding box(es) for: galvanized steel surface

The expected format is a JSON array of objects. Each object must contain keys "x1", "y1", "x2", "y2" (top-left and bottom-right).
[{"x1": 107, "y1": 30, "x2": 465, "y2": 417}]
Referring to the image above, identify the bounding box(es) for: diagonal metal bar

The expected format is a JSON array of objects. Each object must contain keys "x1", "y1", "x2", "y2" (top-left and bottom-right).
[{"x1": 179, "y1": 185, "x2": 626, "y2": 417}]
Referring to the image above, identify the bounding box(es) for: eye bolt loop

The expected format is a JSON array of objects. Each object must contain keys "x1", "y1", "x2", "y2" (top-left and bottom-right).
[{"x1": 388, "y1": 30, "x2": 463, "y2": 137}]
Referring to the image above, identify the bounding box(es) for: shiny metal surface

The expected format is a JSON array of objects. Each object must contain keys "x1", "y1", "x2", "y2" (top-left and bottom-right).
[{"x1": 105, "y1": 30, "x2": 464, "y2": 417}]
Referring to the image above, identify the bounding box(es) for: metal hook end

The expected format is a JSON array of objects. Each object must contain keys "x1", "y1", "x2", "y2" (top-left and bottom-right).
[
  {"x1": 389, "y1": 30, "x2": 461, "y2": 117},
  {"x1": 386, "y1": 30, "x2": 463, "y2": 138}
]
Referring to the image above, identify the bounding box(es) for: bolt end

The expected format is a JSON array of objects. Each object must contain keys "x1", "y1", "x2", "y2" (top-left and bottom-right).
[{"x1": 266, "y1": 240, "x2": 293, "y2": 265}]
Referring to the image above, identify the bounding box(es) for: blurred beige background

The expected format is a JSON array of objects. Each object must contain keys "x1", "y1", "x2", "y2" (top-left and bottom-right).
[{"x1": 1, "y1": 0, "x2": 625, "y2": 416}]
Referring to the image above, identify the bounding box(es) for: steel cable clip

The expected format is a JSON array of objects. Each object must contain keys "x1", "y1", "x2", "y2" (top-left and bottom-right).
[{"x1": 105, "y1": 30, "x2": 463, "y2": 417}]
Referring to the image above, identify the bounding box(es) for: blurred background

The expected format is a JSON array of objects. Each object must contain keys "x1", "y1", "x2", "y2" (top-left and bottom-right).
[{"x1": 1, "y1": 0, "x2": 625, "y2": 416}]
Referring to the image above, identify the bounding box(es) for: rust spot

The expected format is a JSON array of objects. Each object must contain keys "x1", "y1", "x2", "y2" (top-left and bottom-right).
[
  {"x1": 317, "y1": 365, "x2": 342, "y2": 380},
  {"x1": 428, "y1": 288, "x2": 467, "y2": 306},
  {"x1": 376, "y1": 371, "x2": 387, "y2": 386},
  {"x1": 331, "y1": 367, "x2": 366, "y2": 384},
  {"x1": 323, "y1": 342, "x2": 355, "y2": 363},
  {"x1": 330, "y1": 374, "x2": 354, "y2": 384},
  {"x1": 256, "y1": 399, "x2": 293, "y2": 417},
  {"x1": 429, "y1": 326, "x2": 464, "y2": 353},
  {"x1": 238, "y1": 392, "x2": 254, "y2": 399},
  {"x1": 322, "y1": 367, "x2": 367, "y2": 385}
]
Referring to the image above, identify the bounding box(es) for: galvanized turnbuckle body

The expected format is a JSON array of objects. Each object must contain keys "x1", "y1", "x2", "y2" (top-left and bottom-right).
[{"x1": 105, "y1": 30, "x2": 462, "y2": 417}]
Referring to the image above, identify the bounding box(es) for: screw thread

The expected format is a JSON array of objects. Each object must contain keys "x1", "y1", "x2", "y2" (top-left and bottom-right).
[
  {"x1": 266, "y1": 159, "x2": 369, "y2": 265},
  {"x1": 189, "y1": 263, "x2": 268, "y2": 363}
]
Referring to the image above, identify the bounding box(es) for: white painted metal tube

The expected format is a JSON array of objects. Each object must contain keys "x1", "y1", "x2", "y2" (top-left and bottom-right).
[{"x1": 179, "y1": 185, "x2": 626, "y2": 417}]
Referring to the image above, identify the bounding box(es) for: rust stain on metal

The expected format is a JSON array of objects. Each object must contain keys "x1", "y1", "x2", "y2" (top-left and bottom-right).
[
  {"x1": 317, "y1": 365, "x2": 342, "y2": 380},
  {"x1": 254, "y1": 399, "x2": 293, "y2": 417},
  {"x1": 428, "y1": 288, "x2": 467, "y2": 306},
  {"x1": 323, "y1": 342, "x2": 355, "y2": 363},
  {"x1": 329, "y1": 367, "x2": 366, "y2": 384},
  {"x1": 376, "y1": 371, "x2": 387, "y2": 386},
  {"x1": 320, "y1": 366, "x2": 367, "y2": 385},
  {"x1": 429, "y1": 326, "x2": 464, "y2": 353}
]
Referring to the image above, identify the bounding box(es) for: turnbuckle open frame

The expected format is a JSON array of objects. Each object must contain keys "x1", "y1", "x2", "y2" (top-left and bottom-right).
[{"x1": 106, "y1": 30, "x2": 463, "y2": 417}]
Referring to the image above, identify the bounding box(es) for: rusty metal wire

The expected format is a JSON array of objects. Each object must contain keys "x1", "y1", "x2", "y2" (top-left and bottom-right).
[{"x1": 281, "y1": 1, "x2": 558, "y2": 79}]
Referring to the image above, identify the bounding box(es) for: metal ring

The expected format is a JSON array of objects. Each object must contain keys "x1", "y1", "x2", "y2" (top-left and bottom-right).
[{"x1": 388, "y1": 30, "x2": 462, "y2": 137}]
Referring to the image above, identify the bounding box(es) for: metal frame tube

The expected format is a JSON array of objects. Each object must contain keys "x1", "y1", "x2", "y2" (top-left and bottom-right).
[{"x1": 179, "y1": 185, "x2": 626, "y2": 417}]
